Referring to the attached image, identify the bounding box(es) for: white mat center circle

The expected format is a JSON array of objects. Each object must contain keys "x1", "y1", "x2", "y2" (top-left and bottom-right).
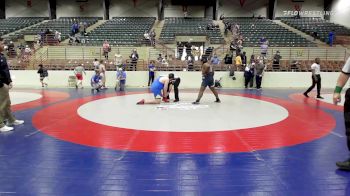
[
  {"x1": 10, "y1": 92, "x2": 42, "y2": 105},
  {"x1": 78, "y1": 93, "x2": 289, "y2": 132}
]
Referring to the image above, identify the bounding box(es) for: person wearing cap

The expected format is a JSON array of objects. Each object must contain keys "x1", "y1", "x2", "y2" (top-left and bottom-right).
[{"x1": 137, "y1": 73, "x2": 174, "y2": 104}]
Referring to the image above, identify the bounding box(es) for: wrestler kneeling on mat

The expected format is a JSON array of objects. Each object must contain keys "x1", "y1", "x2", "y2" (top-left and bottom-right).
[{"x1": 137, "y1": 73, "x2": 175, "y2": 104}]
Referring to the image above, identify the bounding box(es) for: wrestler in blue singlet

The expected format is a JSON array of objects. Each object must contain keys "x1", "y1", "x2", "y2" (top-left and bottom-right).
[{"x1": 150, "y1": 76, "x2": 164, "y2": 98}]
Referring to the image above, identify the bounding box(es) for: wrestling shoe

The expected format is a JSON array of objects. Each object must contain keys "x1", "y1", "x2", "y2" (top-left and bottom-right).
[
  {"x1": 317, "y1": 96, "x2": 324, "y2": 99},
  {"x1": 137, "y1": 99, "x2": 145, "y2": 105},
  {"x1": 162, "y1": 98, "x2": 169, "y2": 102},
  {"x1": 192, "y1": 101, "x2": 200, "y2": 104},
  {"x1": 215, "y1": 99, "x2": 221, "y2": 103},
  {"x1": 0, "y1": 125, "x2": 13, "y2": 132},
  {"x1": 336, "y1": 159, "x2": 350, "y2": 171},
  {"x1": 174, "y1": 99, "x2": 179, "y2": 102},
  {"x1": 7, "y1": 120, "x2": 24, "y2": 126},
  {"x1": 303, "y1": 92, "x2": 309, "y2": 97}
]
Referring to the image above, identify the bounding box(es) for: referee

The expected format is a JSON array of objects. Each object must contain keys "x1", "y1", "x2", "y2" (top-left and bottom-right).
[
  {"x1": 303, "y1": 58, "x2": 323, "y2": 99},
  {"x1": 167, "y1": 75, "x2": 181, "y2": 102},
  {"x1": 333, "y1": 56, "x2": 350, "y2": 170}
]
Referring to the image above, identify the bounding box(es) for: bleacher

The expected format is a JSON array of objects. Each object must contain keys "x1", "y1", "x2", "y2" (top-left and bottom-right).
[
  {"x1": 159, "y1": 17, "x2": 224, "y2": 44},
  {"x1": 0, "y1": 17, "x2": 46, "y2": 39},
  {"x1": 223, "y1": 17, "x2": 316, "y2": 47},
  {"x1": 18, "y1": 17, "x2": 101, "y2": 41},
  {"x1": 280, "y1": 17, "x2": 350, "y2": 43},
  {"x1": 84, "y1": 17, "x2": 156, "y2": 46}
]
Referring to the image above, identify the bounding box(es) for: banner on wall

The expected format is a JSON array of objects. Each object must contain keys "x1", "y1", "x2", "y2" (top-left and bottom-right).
[
  {"x1": 27, "y1": 0, "x2": 32, "y2": 7},
  {"x1": 76, "y1": 0, "x2": 88, "y2": 12},
  {"x1": 239, "y1": 0, "x2": 246, "y2": 7}
]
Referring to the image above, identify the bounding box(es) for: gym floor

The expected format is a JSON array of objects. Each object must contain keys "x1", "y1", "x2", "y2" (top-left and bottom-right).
[{"x1": 0, "y1": 87, "x2": 349, "y2": 196}]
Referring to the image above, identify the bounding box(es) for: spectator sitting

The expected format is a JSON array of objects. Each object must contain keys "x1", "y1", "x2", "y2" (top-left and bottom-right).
[
  {"x1": 157, "y1": 54, "x2": 163, "y2": 63},
  {"x1": 71, "y1": 22, "x2": 79, "y2": 35},
  {"x1": 210, "y1": 54, "x2": 220, "y2": 65},
  {"x1": 162, "y1": 55, "x2": 169, "y2": 66},
  {"x1": 144, "y1": 31, "x2": 150, "y2": 40},
  {"x1": 219, "y1": 13, "x2": 225, "y2": 20},
  {"x1": 290, "y1": 60, "x2": 301, "y2": 72},
  {"x1": 54, "y1": 31, "x2": 61, "y2": 43},
  {"x1": 272, "y1": 51, "x2": 282, "y2": 71}
]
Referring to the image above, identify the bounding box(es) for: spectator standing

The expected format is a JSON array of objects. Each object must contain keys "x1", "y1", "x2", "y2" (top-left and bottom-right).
[
  {"x1": 235, "y1": 53, "x2": 242, "y2": 71},
  {"x1": 129, "y1": 49, "x2": 139, "y2": 71},
  {"x1": 260, "y1": 37, "x2": 269, "y2": 57},
  {"x1": 312, "y1": 28, "x2": 318, "y2": 41},
  {"x1": 150, "y1": 30, "x2": 156, "y2": 46},
  {"x1": 0, "y1": 39, "x2": 24, "y2": 132},
  {"x1": 248, "y1": 55, "x2": 255, "y2": 88},
  {"x1": 241, "y1": 51, "x2": 247, "y2": 67},
  {"x1": 244, "y1": 62, "x2": 255, "y2": 88},
  {"x1": 255, "y1": 57, "x2": 266, "y2": 90},
  {"x1": 37, "y1": 64, "x2": 48, "y2": 87},
  {"x1": 187, "y1": 56, "x2": 194, "y2": 71},
  {"x1": 328, "y1": 30, "x2": 335, "y2": 47},
  {"x1": 103, "y1": 41, "x2": 111, "y2": 60},
  {"x1": 148, "y1": 60, "x2": 156, "y2": 86}
]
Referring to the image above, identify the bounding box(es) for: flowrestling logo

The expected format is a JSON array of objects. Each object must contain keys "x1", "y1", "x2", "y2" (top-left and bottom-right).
[{"x1": 283, "y1": 10, "x2": 336, "y2": 16}]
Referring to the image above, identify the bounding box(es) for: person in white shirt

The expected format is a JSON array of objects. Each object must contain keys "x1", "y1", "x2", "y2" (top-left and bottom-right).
[
  {"x1": 99, "y1": 60, "x2": 106, "y2": 88},
  {"x1": 303, "y1": 58, "x2": 323, "y2": 99},
  {"x1": 333, "y1": 57, "x2": 350, "y2": 170},
  {"x1": 74, "y1": 64, "x2": 86, "y2": 89},
  {"x1": 114, "y1": 52, "x2": 123, "y2": 69}
]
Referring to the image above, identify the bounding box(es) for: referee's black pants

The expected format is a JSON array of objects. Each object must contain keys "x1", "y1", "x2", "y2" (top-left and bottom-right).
[
  {"x1": 344, "y1": 88, "x2": 350, "y2": 151},
  {"x1": 167, "y1": 78, "x2": 181, "y2": 101},
  {"x1": 305, "y1": 74, "x2": 321, "y2": 96}
]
